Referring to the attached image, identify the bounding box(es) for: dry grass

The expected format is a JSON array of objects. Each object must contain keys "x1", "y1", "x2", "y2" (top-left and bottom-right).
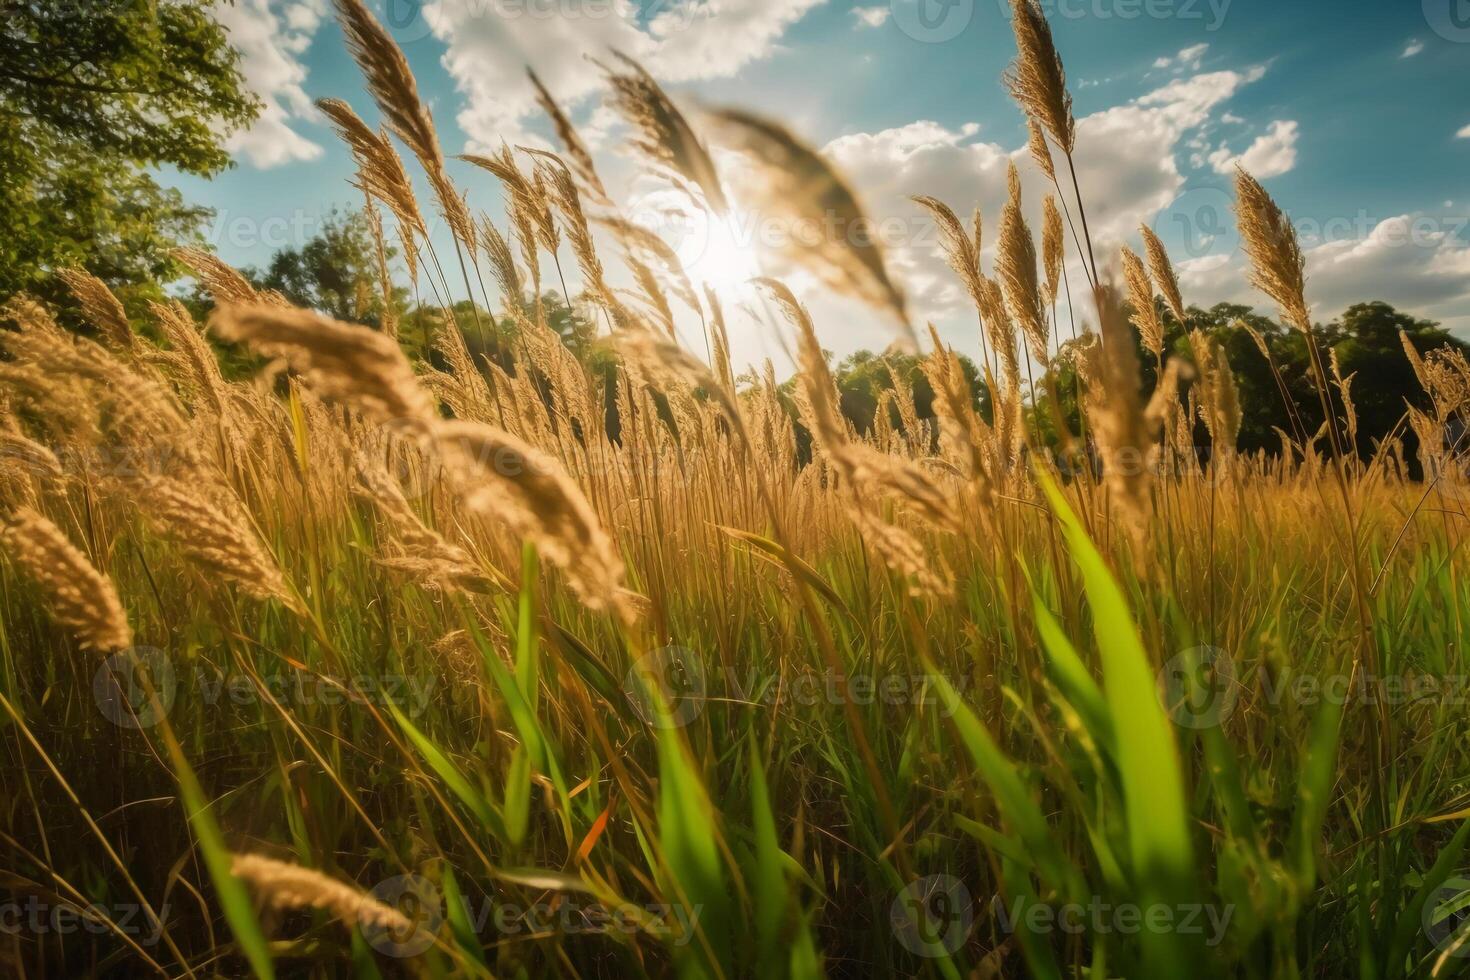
[{"x1": 2, "y1": 7, "x2": 1468, "y2": 980}]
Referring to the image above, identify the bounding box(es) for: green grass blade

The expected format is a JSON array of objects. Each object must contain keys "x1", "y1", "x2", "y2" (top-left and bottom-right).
[
  {"x1": 1034, "y1": 467, "x2": 1198, "y2": 973},
  {"x1": 169, "y1": 740, "x2": 275, "y2": 979},
  {"x1": 387, "y1": 701, "x2": 506, "y2": 839},
  {"x1": 926, "y1": 665, "x2": 1081, "y2": 900}
]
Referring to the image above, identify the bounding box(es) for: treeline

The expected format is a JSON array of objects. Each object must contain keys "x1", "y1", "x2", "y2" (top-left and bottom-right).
[{"x1": 147, "y1": 210, "x2": 1466, "y2": 474}]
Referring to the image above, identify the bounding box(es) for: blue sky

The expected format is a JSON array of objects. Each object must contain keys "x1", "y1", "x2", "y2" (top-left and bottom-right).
[{"x1": 178, "y1": 0, "x2": 1470, "y2": 369}]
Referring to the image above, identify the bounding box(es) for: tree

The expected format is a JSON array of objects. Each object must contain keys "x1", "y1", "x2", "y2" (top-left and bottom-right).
[
  {"x1": 1321, "y1": 302, "x2": 1464, "y2": 466},
  {"x1": 1029, "y1": 297, "x2": 1465, "y2": 473},
  {"x1": 833, "y1": 349, "x2": 986, "y2": 436},
  {"x1": 0, "y1": 0, "x2": 259, "y2": 304},
  {"x1": 257, "y1": 209, "x2": 405, "y2": 328},
  {"x1": 1176, "y1": 302, "x2": 1307, "y2": 455}
]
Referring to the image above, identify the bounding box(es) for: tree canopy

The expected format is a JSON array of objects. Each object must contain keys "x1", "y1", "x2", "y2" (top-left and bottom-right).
[{"x1": 0, "y1": 0, "x2": 258, "y2": 304}]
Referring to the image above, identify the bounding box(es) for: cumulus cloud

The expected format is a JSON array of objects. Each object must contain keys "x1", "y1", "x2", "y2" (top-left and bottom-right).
[
  {"x1": 1153, "y1": 43, "x2": 1209, "y2": 71},
  {"x1": 821, "y1": 121, "x2": 1006, "y2": 317},
  {"x1": 1303, "y1": 215, "x2": 1470, "y2": 333},
  {"x1": 851, "y1": 5, "x2": 890, "y2": 27},
  {"x1": 1401, "y1": 38, "x2": 1425, "y2": 58},
  {"x1": 423, "y1": 0, "x2": 827, "y2": 151},
  {"x1": 813, "y1": 64, "x2": 1269, "y2": 339},
  {"x1": 1179, "y1": 213, "x2": 1470, "y2": 334},
  {"x1": 1457, "y1": 124, "x2": 1470, "y2": 139},
  {"x1": 216, "y1": 0, "x2": 325, "y2": 167},
  {"x1": 1208, "y1": 120, "x2": 1299, "y2": 178}
]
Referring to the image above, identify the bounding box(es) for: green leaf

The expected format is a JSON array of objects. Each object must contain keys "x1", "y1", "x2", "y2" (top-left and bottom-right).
[
  {"x1": 748, "y1": 731, "x2": 786, "y2": 975},
  {"x1": 1034, "y1": 467, "x2": 1198, "y2": 974},
  {"x1": 657, "y1": 724, "x2": 731, "y2": 977},
  {"x1": 387, "y1": 702, "x2": 506, "y2": 839},
  {"x1": 170, "y1": 743, "x2": 275, "y2": 979},
  {"x1": 927, "y1": 667, "x2": 1081, "y2": 900},
  {"x1": 440, "y1": 865, "x2": 489, "y2": 972},
  {"x1": 503, "y1": 746, "x2": 532, "y2": 849},
  {"x1": 715, "y1": 524, "x2": 853, "y2": 620},
  {"x1": 1030, "y1": 594, "x2": 1113, "y2": 753},
  {"x1": 1291, "y1": 693, "x2": 1345, "y2": 889}
]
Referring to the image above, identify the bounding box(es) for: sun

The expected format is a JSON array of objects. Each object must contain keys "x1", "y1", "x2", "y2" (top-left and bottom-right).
[{"x1": 672, "y1": 208, "x2": 760, "y2": 292}]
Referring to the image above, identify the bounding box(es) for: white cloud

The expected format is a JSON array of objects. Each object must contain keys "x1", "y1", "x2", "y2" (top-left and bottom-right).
[
  {"x1": 215, "y1": 0, "x2": 325, "y2": 168},
  {"x1": 1310, "y1": 213, "x2": 1470, "y2": 304},
  {"x1": 424, "y1": 0, "x2": 828, "y2": 151},
  {"x1": 814, "y1": 64, "x2": 1268, "y2": 339},
  {"x1": 1179, "y1": 214, "x2": 1470, "y2": 334},
  {"x1": 1207, "y1": 119, "x2": 1299, "y2": 178},
  {"x1": 851, "y1": 5, "x2": 890, "y2": 27},
  {"x1": 646, "y1": 0, "x2": 828, "y2": 80},
  {"x1": 1457, "y1": 124, "x2": 1470, "y2": 139},
  {"x1": 1401, "y1": 38, "x2": 1425, "y2": 58},
  {"x1": 1153, "y1": 43, "x2": 1210, "y2": 71}
]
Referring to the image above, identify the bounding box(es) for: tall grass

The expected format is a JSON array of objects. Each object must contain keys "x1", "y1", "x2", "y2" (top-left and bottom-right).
[{"x1": 2, "y1": 2, "x2": 1470, "y2": 977}]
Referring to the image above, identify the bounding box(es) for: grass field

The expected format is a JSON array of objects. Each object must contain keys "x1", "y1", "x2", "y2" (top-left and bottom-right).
[{"x1": 3, "y1": 0, "x2": 1470, "y2": 977}]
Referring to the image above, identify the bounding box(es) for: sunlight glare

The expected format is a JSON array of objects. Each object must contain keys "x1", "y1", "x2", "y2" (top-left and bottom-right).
[{"x1": 675, "y1": 209, "x2": 759, "y2": 292}]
